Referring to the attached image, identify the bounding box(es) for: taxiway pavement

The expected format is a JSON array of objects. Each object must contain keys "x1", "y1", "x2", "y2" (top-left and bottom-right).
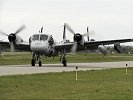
[{"x1": 0, "y1": 61, "x2": 133, "y2": 76}]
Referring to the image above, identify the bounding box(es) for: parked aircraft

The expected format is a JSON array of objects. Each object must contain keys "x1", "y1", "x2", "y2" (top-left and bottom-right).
[{"x1": 0, "y1": 24, "x2": 133, "y2": 66}]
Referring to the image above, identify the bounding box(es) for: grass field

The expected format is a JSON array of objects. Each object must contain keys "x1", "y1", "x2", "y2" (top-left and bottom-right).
[
  {"x1": 0, "y1": 68, "x2": 133, "y2": 99},
  {"x1": 0, "y1": 52, "x2": 133, "y2": 99},
  {"x1": 0, "y1": 52, "x2": 133, "y2": 65}
]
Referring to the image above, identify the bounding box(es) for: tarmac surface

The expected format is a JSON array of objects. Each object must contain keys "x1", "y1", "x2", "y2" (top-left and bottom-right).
[{"x1": 0, "y1": 61, "x2": 133, "y2": 76}]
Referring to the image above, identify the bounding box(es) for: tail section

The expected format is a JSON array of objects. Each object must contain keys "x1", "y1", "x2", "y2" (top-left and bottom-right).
[{"x1": 87, "y1": 27, "x2": 89, "y2": 41}]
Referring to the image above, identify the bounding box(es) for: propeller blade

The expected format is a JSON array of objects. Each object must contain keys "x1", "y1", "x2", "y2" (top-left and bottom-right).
[
  {"x1": 82, "y1": 27, "x2": 89, "y2": 37},
  {"x1": 71, "y1": 42, "x2": 77, "y2": 53},
  {"x1": 82, "y1": 28, "x2": 95, "y2": 41},
  {"x1": 63, "y1": 23, "x2": 66, "y2": 40},
  {"x1": 83, "y1": 30, "x2": 95, "y2": 36},
  {"x1": 0, "y1": 30, "x2": 8, "y2": 36},
  {"x1": 10, "y1": 42, "x2": 15, "y2": 52},
  {"x1": 14, "y1": 25, "x2": 26, "y2": 34},
  {"x1": 65, "y1": 23, "x2": 75, "y2": 35}
]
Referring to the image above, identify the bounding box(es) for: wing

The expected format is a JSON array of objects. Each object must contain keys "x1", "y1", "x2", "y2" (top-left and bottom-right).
[
  {"x1": 15, "y1": 42, "x2": 31, "y2": 51},
  {"x1": 54, "y1": 42, "x2": 73, "y2": 52},
  {"x1": 85, "y1": 39, "x2": 133, "y2": 46},
  {"x1": 54, "y1": 38, "x2": 133, "y2": 52},
  {"x1": 0, "y1": 41, "x2": 30, "y2": 51},
  {"x1": 0, "y1": 41, "x2": 9, "y2": 51}
]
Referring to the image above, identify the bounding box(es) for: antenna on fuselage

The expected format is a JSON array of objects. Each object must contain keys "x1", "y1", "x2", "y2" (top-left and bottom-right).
[
  {"x1": 41, "y1": 27, "x2": 43, "y2": 33},
  {"x1": 39, "y1": 27, "x2": 43, "y2": 33}
]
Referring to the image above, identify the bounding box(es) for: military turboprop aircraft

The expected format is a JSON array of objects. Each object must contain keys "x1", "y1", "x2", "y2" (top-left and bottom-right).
[{"x1": 0, "y1": 24, "x2": 133, "y2": 66}]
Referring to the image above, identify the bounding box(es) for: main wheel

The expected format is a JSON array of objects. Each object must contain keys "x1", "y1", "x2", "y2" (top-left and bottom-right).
[
  {"x1": 38, "y1": 61, "x2": 42, "y2": 67},
  {"x1": 31, "y1": 59, "x2": 35, "y2": 66},
  {"x1": 62, "y1": 59, "x2": 67, "y2": 67}
]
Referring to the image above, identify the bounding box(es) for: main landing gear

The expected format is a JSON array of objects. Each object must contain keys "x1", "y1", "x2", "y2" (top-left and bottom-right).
[
  {"x1": 62, "y1": 56, "x2": 67, "y2": 67},
  {"x1": 31, "y1": 53, "x2": 42, "y2": 67},
  {"x1": 60, "y1": 49, "x2": 67, "y2": 67}
]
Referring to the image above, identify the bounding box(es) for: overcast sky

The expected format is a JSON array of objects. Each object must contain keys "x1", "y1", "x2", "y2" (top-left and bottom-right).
[{"x1": 0, "y1": 0, "x2": 133, "y2": 45}]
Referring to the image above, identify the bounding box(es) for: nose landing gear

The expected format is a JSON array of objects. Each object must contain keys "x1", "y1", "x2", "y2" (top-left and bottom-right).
[{"x1": 31, "y1": 53, "x2": 42, "y2": 67}]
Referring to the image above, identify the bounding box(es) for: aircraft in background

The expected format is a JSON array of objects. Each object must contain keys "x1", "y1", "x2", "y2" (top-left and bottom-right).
[{"x1": 0, "y1": 23, "x2": 133, "y2": 66}]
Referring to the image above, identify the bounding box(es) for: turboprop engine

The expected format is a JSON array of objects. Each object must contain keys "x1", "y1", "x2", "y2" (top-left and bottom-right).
[
  {"x1": 98, "y1": 45, "x2": 108, "y2": 56},
  {"x1": 73, "y1": 33, "x2": 84, "y2": 44},
  {"x1": 64, "y1": 23, "x2": 91, "y2": 53},
  {"x1": 0, "y1": 25, "x2": 25, "y2": 52}
]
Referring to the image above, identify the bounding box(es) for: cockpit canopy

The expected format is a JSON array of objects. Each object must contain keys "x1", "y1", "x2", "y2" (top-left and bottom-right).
[
  {"x1": 31, "y1": 34, "x2": 48, "y2": 41},
  {"x1": 29, "y1": 34, "x2": 54, "y2": 45}
]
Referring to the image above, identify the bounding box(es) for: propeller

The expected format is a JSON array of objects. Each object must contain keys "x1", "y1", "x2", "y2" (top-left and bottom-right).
[
  {"x1": 71, "y1": 41, "x2": 77, "y2": 53},
  {"x1": 64, "y1": 23, "x2": 75, "y2": 35},
  {"x1": 64, "y1": 23, "x2": 95, "y2": 53},
  {"x1": 0, "y1": 31, "x2": 8, "y2": 36},
  {"x1": 0, "y1": 25, "x2": 25, "y2": 52},
  {"x1": 83, "y1": 27, "x2": 95, "y2": 41},
  {"x1": 63, "y1": 23, "x2": 66, "y2": 42},
  {"x1": 14, "y1": 25, "x2": 25, "y2": 35},
  {"x1": 65, "y1": 23, "x2": 83, "y2": 53}
]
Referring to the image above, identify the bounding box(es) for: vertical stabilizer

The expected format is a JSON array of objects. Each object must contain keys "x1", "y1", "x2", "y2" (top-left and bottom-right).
[{"x1": 87, "y1": 27, "x2": 89, "y2": 41}]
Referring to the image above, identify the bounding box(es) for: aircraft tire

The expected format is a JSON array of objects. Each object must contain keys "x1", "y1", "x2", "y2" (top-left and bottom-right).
[
  {"x1": 39, "y1": 61, "x2": 42, "y2": 67},
  {"x1": 62, "y1": 59, "x2": 67, "y2": 67},
  {"x1": 31, "y1": 59, "x2": 35, "y2": 66}
]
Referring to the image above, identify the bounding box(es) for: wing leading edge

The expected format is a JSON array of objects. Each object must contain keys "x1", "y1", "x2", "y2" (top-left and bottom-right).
[
  {"x1": 85, "y1": 38, "x2": 133, "y2": 46},
  {"x1": 54, "y1": 38, "x2": 133, "y2": 51}
]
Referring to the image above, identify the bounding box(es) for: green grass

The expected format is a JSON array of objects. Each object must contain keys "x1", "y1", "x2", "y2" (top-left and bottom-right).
[
  {"x1": 0, "y1": 68, "x2": 133, "y2": 99},
  {"x1": 0, "y1": 52, "x2": 133, "y2": 65}
]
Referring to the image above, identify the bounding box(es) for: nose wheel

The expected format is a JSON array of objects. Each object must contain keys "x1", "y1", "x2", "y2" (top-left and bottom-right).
[{"x1": 31, "y1": 53, "x2": 42, "y2": 67}]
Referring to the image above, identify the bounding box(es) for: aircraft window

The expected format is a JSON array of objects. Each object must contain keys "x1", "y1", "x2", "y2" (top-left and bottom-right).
[
  {"x1": 32, "y1": 35, "x2": 39, "y2": 41},
  {"x1": 40, "y1": 35, "x2": 48, "y2": 41}
]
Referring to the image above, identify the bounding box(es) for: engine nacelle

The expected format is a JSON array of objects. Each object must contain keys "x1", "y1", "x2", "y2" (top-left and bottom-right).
[
  {"x1": 114, "y1": 43, "x2": 122, "y2": 53},
  {"x1": 8, "y1": 33, "x2": 16, "y2": 43},
  {"x1": 73, "y1": 33, "x2": 84, "y2": 45},
  {"x1": 74, "y1": 33, "x2": 82, "y2": 43},
  {"x1": 15, "y1": 35, "x2": 24, "y2": 44},
  {"x1": 98, "y1": 45, "x2": 108, "y2": 56},
  {"x1": 8, "y1": 34, "x2": 23, "y2": 45}
]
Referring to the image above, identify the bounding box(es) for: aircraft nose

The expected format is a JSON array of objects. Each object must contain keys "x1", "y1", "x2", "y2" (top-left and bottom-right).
[{"x1": 30, "y1": 41, "x2": 48, "y2": 52}]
